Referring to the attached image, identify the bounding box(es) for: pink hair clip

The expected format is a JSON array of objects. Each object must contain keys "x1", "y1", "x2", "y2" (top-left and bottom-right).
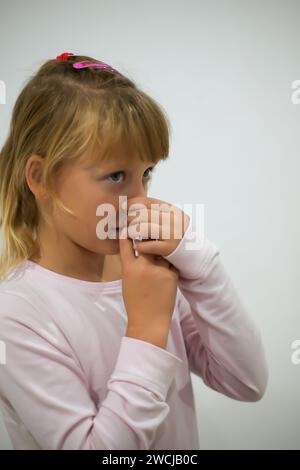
[{"x1": 72, "y1": 61, "x2": 121, "y2": 75}]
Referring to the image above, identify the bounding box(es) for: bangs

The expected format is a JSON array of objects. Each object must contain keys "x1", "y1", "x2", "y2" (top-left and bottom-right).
[{"x1": 75, "y1": 88, "x2": 171, "y2": 169}]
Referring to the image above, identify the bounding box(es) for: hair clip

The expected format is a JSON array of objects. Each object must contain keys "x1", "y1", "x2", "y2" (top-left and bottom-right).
[
  {"x1": 56, "y1": 52, "x2": 74, "y2": 62},
  {"x1": 72, "y1": 60, "x2": 121, "y2": 75}
]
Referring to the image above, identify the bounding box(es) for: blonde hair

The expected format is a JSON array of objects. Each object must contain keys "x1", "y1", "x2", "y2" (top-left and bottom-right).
[{"x1": 0, "y1": 54, "x2": 171, "y2": 281}]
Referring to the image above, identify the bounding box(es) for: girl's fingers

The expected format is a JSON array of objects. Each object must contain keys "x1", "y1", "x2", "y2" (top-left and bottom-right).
[
  {"x1": 127, "y1": 208, "x2": 186, "y2": 240},
  {"x1": 135, "y1": 239, "x2": 168, "y2": 256},
  {"x1": 119, "y1": 226, "x2": 160, "y2": 264},
  {"x1": 127, "y1": 222, "x2": 172, "y2": 241},
  {"x1": 118, "y1": 227, "x2": 136, "y2": 264},
  {"x1": 127, "y1": 208, "x2": 159, "y2": 229}
]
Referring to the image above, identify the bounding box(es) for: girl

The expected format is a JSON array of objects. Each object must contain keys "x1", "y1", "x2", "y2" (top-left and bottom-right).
[{"x1": 0, "y1": 52, "x2": 268, "y2": 450}]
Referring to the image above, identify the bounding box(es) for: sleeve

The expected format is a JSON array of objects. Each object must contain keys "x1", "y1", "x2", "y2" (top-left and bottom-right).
[
  {"x1": 0, "y1": 293, "x2": 182, "y2": 450},
  {"x1": 164, "y1": 217, "x2": 269, "y2": 402}
]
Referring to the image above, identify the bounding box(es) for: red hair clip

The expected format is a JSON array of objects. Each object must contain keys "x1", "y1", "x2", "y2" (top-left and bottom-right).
[{"x1": 56, "y1": 52, "x2": 74, "y2": 62}]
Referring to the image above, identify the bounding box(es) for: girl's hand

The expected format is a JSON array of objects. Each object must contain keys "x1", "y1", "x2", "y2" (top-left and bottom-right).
[
  {"x1": 119, "y1": 221, "x2": 180, "y2": 350},
  {"x1": 124, "y1": 196, "x2": 190, "y2": 257}
]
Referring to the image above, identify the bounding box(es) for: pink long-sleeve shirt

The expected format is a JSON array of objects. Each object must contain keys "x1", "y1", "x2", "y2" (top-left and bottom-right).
[{"x1": 0, "y1": 218, "x2": 268, "y2": 450}]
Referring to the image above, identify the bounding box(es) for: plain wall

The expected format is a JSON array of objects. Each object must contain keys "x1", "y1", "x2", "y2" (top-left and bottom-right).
[{"x1": 0, "y1": 0, "x2": 299, "y2": 450}]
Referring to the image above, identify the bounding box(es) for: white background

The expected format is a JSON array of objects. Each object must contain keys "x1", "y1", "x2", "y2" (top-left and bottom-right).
[{"x1": 0, "y1": 0, "x2": 299, "y2": 449}]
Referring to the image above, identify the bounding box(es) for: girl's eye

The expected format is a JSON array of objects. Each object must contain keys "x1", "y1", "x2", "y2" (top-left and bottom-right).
[
  {"x1": 143, "y1": 167, "x2": 154, "y2": 179},
  {"x1": 107, "y1": 167, "x2": 154, "y2": 183},
  {"x1": 107, "y1": 172, "x2": 125, "y2": 183}
]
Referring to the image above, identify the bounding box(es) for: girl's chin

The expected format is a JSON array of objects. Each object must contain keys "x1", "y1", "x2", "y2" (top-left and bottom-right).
[{"x1": 106, "y1": 243, "x2": 121, "y2": 256}]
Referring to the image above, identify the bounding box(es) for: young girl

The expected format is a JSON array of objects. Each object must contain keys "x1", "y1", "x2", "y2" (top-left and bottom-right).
[{"x1": 0, "y1": 52, "x2": 268, "y2": 450}]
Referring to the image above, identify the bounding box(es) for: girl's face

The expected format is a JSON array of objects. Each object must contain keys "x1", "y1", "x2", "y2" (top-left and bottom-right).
[{"x1": 49, "y1": 148, "x2": 157, "y2": 255}]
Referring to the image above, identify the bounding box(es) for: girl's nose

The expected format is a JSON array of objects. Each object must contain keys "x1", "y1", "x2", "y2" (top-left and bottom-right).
[{"x1": 124, "y1": 181, "x2": 147, "y2": 200}]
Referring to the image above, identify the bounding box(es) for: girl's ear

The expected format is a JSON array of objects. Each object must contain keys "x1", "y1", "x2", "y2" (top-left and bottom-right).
[{"x1": 25, "y1": 154, "x2": 49, "y2": 201}]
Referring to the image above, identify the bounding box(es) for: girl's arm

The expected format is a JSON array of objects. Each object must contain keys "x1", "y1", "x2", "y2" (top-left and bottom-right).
[
  {"x1": 165, "y1": 218, "x2": 269, "y2": 401},
  {"x1": 0, "y1": 293, "x2": 182, "y2": 450}
]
